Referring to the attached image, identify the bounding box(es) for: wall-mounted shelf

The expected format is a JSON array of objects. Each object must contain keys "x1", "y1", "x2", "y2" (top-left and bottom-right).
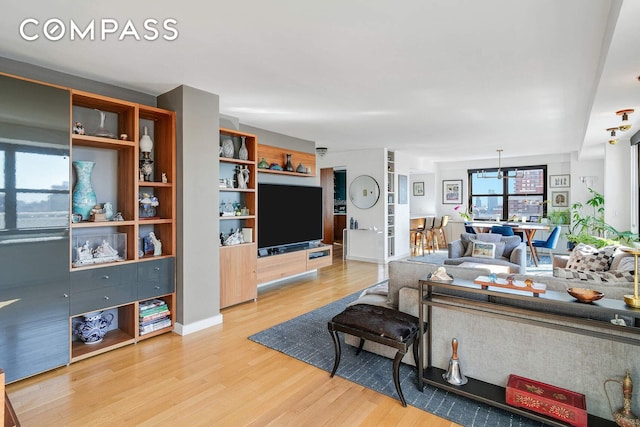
[{"x1": 257, "y1": 144, "x2": 316, "y2": 176}]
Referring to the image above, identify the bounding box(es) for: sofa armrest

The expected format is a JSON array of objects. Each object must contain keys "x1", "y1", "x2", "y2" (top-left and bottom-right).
[
  {"x1": 553, "y1": 255, "x2": 569, "y2": 269},
  {"x1": 448, "y1": 240, "x2": 465, "y2": 258},
  {"x1": 509, "y1": 242, "x2": 527, "y2": 273}
]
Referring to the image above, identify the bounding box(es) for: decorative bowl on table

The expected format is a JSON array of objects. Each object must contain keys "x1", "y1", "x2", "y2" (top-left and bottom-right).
[{"x1": 567, "y1": 287, "x2": 604, "y2": 303}]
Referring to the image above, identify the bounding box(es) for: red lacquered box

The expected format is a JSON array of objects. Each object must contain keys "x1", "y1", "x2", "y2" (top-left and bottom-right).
[{"x1": 506, "y1": 374, "x2": 587, "y2": 427}]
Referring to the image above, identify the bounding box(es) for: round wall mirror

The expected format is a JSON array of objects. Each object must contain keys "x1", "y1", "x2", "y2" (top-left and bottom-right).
[{"x1": 349, "y1": 175, "x2": 380, "y2": 209}]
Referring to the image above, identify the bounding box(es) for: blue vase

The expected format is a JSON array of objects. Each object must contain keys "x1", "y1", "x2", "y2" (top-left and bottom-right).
[{"x1": 72, "y1": 161, "x2": 97, "y2": 220}]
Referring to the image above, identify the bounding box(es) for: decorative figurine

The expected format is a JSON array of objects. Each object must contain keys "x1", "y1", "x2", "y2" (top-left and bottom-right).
[
  {"x1": 114, "y1": 212, "x2": 124, "y2": 221},
  {"x1": 139, "y1": 126, "x2": 154, "y2": 181},
  {"x1": 149, "y1": 232, "x2": 162, "y2": 256},
  {"x1": 73, "y1": 121, "x2": 85, "y2": 135},
  {"x1": 237, "y1": 166, "x2": 250, "y2": 189},
  {"x1": 162, "y1": 172, "x2": 168, "y2": 183},
  {"x1": 120, "y1": 133, "x2": 128, "y2": 140}
]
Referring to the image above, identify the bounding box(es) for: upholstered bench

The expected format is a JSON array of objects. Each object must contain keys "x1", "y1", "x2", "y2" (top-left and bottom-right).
[{"x1": 327, "y1": 304, "x2": 421, "y2": 406}]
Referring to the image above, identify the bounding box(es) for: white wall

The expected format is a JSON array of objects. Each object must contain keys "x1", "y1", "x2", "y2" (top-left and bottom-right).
[
  {"x1": 410, "y1": 173, "x2": 436, "y2": 217},
  {"x1": 604, "y1": 140, "x2": 632, "y2": 232}
]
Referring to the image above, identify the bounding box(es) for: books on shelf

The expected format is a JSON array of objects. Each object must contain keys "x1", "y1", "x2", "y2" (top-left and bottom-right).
[
  {"x1": 139, "y1": 317, "x2": 172, "y2": 335},
  {"x1": 139, "y1": 298, "x2": 166, "y2": 311}
]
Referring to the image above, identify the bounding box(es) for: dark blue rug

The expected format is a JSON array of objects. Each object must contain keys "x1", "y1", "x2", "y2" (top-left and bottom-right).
[{"x1": 249, "y1": 291, "x2": 548, "y2": 427}]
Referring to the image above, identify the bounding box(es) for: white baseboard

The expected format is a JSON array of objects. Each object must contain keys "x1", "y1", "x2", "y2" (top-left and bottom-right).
[{"x1": 173, "y1": 314, "x2": 223, "y2": 336}]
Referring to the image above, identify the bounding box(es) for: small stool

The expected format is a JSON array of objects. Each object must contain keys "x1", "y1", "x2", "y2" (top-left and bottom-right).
[{"x1": 327, "y1": 304, "x2": 421, "y2": 407}]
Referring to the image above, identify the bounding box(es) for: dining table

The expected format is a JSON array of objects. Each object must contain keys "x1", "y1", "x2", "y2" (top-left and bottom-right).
[{"x1": 467, "y1": 221, "x2": 550, "y2": 266}]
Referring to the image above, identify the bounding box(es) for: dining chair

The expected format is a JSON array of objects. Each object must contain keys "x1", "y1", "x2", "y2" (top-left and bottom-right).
[
  {"x1": 464, "y1": 222, "x2": 476, "y2": 234},
  {"x1": 410, "y1": 217, "x2": 427, "y2": 254},
  {"x1": 424, "y1": 216, "x2": 440, "y2": 252},
  {"x1": 434, "y1": 215, "x2": 449, "y2": 248},
  {"x1": 531, "y1": 225, "x2": 561, "y2": 262},
  {"x1": 490, "y1": 225, "x2": 515, "y2": 237}
]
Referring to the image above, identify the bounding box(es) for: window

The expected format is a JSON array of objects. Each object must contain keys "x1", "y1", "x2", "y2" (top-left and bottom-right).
[
  {"x1": 0, "y1": 143, "x2": 69, "y2": 232},
  {"x1": 468, "y1": 166, "x2": 546, "y2": 221}
]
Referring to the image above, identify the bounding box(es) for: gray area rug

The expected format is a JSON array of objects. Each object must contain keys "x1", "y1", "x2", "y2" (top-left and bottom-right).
[{"x1": 249, "y1": 291, "x2": 547, "y2": 427}]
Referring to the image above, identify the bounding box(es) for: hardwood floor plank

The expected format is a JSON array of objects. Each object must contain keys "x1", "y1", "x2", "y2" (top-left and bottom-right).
[{"x1": 6, "y1": 252, "x2": 459, "y2": 426}]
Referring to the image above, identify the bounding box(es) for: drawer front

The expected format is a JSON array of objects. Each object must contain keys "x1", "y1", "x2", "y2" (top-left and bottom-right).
[
  {"x1": 71, "y1": 263, "x2": 137, "y2": 293},
  {"x1": 71, "y1": 283, "x2": 137, "y2": 315},
  {"x1": 137, "y1": 258, "x2": 175, "y2": 300}
]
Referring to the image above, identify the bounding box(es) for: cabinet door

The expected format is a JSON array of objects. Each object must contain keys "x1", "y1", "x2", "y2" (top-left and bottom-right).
[
  {"x1": 220, "y1": 243, "x2": 257, "y2": 308},
  {"x1": 137, "y1": 258, "x2": 175, "y2": 300},
  {"x1": 0, "y1": 75, "x2": 71, "y2": 382},
  {"x1": 0, "y1": 278, "x2": 70, "y2": 382}
]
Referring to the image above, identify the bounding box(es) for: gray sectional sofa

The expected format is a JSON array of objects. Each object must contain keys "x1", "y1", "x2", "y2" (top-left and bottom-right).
[
  {"x1": 345, "y1": 259, "x2": 638, "y2": 421},
  {"x1": 444, "y1": 232, "x2": 527, "y2": 273}
]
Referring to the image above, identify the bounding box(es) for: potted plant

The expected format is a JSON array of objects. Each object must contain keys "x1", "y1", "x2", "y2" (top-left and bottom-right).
[{"x1": 565, "y1": 188, "x2": 637, "y2": 249}]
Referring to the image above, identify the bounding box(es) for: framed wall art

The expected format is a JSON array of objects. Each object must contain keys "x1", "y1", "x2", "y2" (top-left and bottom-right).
[
  {"x1": 551, "y1": 191, "x2": 569, "y2": 207},
  {"x1": 413, "y1": 181, "x2": 424, "y2": 196},
  {"x1": 549, "y1": 174, "x2": 570, "y2": 188},
  {"x1": 442, "y1": 179, "x2": 462, "y2": 204},
  {"x1": 399, "y1": 175, "x2": 408, "y2": 204}
]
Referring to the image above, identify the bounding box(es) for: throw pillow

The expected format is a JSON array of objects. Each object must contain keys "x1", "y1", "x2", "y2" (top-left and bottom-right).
[
  {"x1": 471, "y1": 242, "x2": 496, "y2": 258},
  {"x1": 566, "y1": 244, "x2": 616, "y2": 271},
  {"x1": 610, "y1": 250, "x2": 633, "y2": 271},
  {"x1": 616, "y1": 256, "x2": 636, "y2": 272},
  {"x1": 462, "y1": 233, "x2": 502, "y2": 256},
  {"x1": 501, "y1": 235, "x2": 522, "y2": 258}
]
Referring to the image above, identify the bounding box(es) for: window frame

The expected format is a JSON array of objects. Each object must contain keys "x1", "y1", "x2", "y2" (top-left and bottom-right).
[{"x1": 467, "y1": 165, "x2": 547, "y2": 221}]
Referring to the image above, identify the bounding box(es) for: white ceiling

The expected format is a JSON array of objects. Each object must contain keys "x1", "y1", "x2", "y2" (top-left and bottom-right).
[{"x1": 1, "y1": 0, "x2": 638, "y2": 163}]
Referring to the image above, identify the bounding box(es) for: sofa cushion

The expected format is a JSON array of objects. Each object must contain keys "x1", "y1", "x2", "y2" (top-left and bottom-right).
[
  {"x1": 471, "y1": 241, "x2": 496, "y2": 258},
  {"x1": 610, "y1": 250, "x2": 634, "y2": 271},
  {"x1": 462, "y1": 233, "x2": 502, "y2": 256},
  {"x1": 553, "y1": 267, "x2": 635, "y2": 283},
  {"x1": 566, "y1": 244, "x2": 616, "y2": 271}
]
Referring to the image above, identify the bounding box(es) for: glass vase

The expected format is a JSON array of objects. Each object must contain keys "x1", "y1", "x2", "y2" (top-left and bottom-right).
[
  {"x1": 238, "y1": 136, "x2": 249, "y2": 160},
  {"x1": 285, "y1": 153, "x2": 293, "y2": 172}
]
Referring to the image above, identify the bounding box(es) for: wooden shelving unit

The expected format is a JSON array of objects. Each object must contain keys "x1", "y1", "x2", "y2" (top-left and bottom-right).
[
  {"x1": 219, "y1": 128, "x2": 258, "y2": 308},
  {"x1": 69, "y1": 90, "x2": 177, "y2": 362},
  {"x1": 257, "y1": 144, "x2": 316, "y2": 177}
]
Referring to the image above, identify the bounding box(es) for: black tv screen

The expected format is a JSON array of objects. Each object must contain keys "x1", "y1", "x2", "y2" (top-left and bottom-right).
[{"x1": 258, "y1": 183, "x2": 323, "y2": 249}]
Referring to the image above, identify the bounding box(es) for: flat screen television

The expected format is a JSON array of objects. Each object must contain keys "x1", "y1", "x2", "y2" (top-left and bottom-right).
[{"x1": 258, "y1": 183, "x2": 323, "y2": 249}]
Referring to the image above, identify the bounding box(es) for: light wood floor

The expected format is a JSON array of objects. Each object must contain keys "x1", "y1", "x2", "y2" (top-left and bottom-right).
[{"x1": 7, "y1": 248, "x2": 460, "y2": 427}]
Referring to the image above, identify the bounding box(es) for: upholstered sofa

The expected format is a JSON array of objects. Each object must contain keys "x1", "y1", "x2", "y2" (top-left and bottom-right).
[
  {"x1": 444, "y1": 232, "x2": 527, "y2": 273},
  {"x1": 345, "y1": 259, "x2": 638, "y2": 421}
]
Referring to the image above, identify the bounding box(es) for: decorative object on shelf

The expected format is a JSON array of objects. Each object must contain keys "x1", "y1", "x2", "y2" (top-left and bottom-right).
[
  {"x1": 113, "y1": 212, "x2": 123, "y2": 221},
  {"x1": 162, "y1": 172, "x2": 168, "y2": 183},
  {"x1": 236, "y1": 165, "x2": 250, "y2": 189},
  {"x1": 93, "y1": 109, "x2": 115, "y2": 138},
  {"x1": 241, "y1": 228, "x2": 253, "y2": 243},
  {"x1": 604, "y1": 369, "x2": 639, "y2": 427},
  {"x1": 73, "y1": 236, "x2": 125, "y2": 267},
  {"x1": 442, "y1": 338, "x2": 467, "y2": 386},
  {"x1": 74, "y1": 311, "x2": 114, "y2": 344},
  {"x1": 258, "y1": 157, "x2": 269, "y2": 169},
  {"x1": 238, "y1": 136, "x2": 249, "y2": 160},
  {"x1": 149, "y1": 231, "x2": 162, "y2": 256},
  {"x1": 72, "y1": 121, "x2": 85, "y2": 135},
  {"x1": 296, "y1": 162, "x2": 305, "y2": 173},
  {"x1": 270, "y1": 163, "x2": 283, "y2": 171},
  {"x1": 72, "y1": 160, "x2": 97, "y2": 221},
  {"x1": 567, "y1": 287, "x2": 604, "y2": 303},
  {"x1": 120, "y1": 133, "x2": 128, "y2": 140},
  {"x1": 221, "y1": 138, "x2": 234, "y2": 158},
  {"x1": 103, "y1": 202, "x2": 113, "y2": 220},
  {"x1": 139, "y1": 193, "x2": 159, "y2": 218},
  {"x1": 285, "y1": 153, "x2": 294, "y2": 171},
  {"x1": 90, "y1": 204, "x2": 107, "y2": 222},
  {"x1": 139, "y1": 126, "x2": 154, "y2": 181},
  {"x1": 223, "y1": 228, "x2": 245, "y2": 246},
  {"x1": 71, "y1": 213, "x2": 82, "y2": 223}
]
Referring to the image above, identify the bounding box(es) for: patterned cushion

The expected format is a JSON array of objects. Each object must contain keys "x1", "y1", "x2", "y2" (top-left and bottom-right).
[
  {"x1": 565, "y1": 244, "x2": 617, "y2": 271},
  {"x1": 553, "y1": 268, "x2": 634, "y2": 283}
]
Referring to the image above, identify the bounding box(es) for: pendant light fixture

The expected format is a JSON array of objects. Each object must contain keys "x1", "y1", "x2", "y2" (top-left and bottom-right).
[
  {"x1": 616, "y1": 109, "x2": 634, "y2": 132},
  {"x1": 477, "y1": 149, "x2": 524, "y2": 179},
  {"x1": 607, "y1": 127, "x2": 618, "y2": 145}
]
